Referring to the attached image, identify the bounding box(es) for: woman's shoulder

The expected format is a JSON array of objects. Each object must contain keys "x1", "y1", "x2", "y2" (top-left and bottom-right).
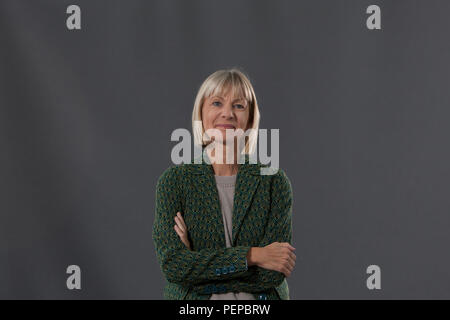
[
  {"x1": 157, "y1": 162, "x2": 291, "y2": 185},
  {"x1": 258, "y1": 165, "x2": 292, "y2": 194},
  {"x1": 157, "y1": 162, "x2": 201, "y2": 185},
  {"x1": 158, "y1": 164, "x2": 187, "y2": 181},
  {"x1": 257, "y1": 164, "x2": 290, "y2": 182}
]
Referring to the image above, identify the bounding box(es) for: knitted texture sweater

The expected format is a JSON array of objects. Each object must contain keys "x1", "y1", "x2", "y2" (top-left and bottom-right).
[{"x1": 152, "y1": 155, "x2": 293, "y2": 300}]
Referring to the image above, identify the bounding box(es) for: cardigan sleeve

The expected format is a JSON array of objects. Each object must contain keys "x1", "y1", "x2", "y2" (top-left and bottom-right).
[
  {"x1": 191, "y1": 168, "x2": 293, "y2": 294},
  {"x1": 152, "y1": 166, "x2": 253, "y2": 286}
]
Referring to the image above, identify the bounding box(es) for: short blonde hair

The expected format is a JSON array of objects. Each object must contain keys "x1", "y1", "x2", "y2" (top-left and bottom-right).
[{"x1": 192, "y1": 68, "x2": 260, "y2": 155}]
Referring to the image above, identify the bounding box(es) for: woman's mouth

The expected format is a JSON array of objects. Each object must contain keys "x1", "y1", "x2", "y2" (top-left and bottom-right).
[{"x1": 215, "y1": 124, "x2": 236, "y2": 129}]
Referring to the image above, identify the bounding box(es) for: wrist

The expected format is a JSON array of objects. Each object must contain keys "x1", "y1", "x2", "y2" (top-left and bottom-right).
[{"x1": 246, "y1": 247, "x2": 261, "y2": 267}]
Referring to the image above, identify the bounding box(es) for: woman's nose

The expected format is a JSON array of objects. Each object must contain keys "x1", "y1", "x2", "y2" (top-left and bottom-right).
[{"x1": 221, "y1": 104, "x2": 234, "y2": 118}]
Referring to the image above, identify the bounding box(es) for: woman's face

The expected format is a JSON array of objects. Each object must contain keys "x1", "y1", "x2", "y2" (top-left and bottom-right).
[{"x1": 201, "y1": 89, "x2": 251, "y2": 145}]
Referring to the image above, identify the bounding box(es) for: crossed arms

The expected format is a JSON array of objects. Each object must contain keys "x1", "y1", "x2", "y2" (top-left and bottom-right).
[{"x1": 152, "y1": 166, "x2": 294, "y2": 295}]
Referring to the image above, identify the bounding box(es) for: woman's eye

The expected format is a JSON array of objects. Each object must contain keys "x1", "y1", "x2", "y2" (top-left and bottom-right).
[
  {"x1": 234, "y1": 104, "x2": 244, "y2": 109},
  {"x1": 212, "y1": 101, "x2": 221, "y2": 106}
]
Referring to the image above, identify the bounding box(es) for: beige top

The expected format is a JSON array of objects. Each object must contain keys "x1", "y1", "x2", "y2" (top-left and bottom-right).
[{"x1": 209, "y1": 174, "x2": 256, "y2": 300}]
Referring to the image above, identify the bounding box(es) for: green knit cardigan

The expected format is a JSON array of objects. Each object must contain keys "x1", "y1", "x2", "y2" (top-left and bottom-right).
[{"x1": 152, "y1": 155, "x2": 293, "y2": 300}]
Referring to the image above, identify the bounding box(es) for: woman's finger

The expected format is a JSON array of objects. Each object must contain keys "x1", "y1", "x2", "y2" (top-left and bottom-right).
[
  {"x1": 177, "y1": 212, "x2": 188, "y2": 230},
  {"x1": 289, "y1": 251, "x2": 296, "y2": 261},
  {"x1": 174, "y1": 216, "x2": 186, "y2": 233},
  {"x1": 174, "y1": 225, "x2": 190, "y2": 247},
  {"x1": 174, "y1": 225, "x2": 183, "y2": 237},
  {"x1": 286, "y1": 256, "x2": 295, "y2": 271},
  {"x1": 281, "y1": 243, "x2": 295, "y2": 251},
  {"x1": 280, "y1": 266, "x2": 290, "y2": 277},
  {"x1": 175, "y1": 213, "x2": 186, "y2": 231}
]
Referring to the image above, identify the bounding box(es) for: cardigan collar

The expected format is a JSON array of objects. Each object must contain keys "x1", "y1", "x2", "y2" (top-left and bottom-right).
[
  {"x1": 187, "y1": 153, "x2": 263, "y2": 176},
  {"x1": 186, "y1": 150, "x2": 263, "y2": 246}
]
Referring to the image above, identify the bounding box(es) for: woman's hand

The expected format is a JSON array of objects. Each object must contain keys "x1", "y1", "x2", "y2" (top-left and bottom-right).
[
  {"x1": 174, "y1": 211, "x2": 191, "y2": 250},
  {"x1": 246, "y1": 242, "x2": 296, "y2": 277}
]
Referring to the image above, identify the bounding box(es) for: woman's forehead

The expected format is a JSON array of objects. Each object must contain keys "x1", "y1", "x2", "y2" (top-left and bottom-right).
[
  {"x1": 208, "y1": 94, "x2": 246, "y2": 102},
  {"x1": 208, "y1": 85, "x2": 247, "y2": 102}
]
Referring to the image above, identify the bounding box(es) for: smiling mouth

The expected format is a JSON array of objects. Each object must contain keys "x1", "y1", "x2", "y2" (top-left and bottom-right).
[{"x1": 215, "y1": 125, "x2": 236, "y2": 129}]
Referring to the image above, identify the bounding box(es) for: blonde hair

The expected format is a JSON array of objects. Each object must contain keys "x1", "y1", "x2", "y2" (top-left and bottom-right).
[{"x1": 192, "y1": 68, "x2": 260, "y2": 155}]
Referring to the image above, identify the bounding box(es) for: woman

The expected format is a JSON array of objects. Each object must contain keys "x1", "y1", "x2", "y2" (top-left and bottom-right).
[{"x1": 152, "y1": 68, "x2": 295, "y2": 300}]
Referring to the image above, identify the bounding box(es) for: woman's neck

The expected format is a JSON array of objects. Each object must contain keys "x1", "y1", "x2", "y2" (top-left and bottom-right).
[
  {"x1": 212, "y1": 163, "x2": 239, "y2": 176},
  {"x1": 207, "y1": 142, "x2": 240, "y2": 176}
]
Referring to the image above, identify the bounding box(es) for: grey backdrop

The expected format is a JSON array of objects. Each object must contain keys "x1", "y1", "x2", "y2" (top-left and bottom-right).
[{"x1": 1, "y1": 0, "x2": 450, "y2": 299}]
